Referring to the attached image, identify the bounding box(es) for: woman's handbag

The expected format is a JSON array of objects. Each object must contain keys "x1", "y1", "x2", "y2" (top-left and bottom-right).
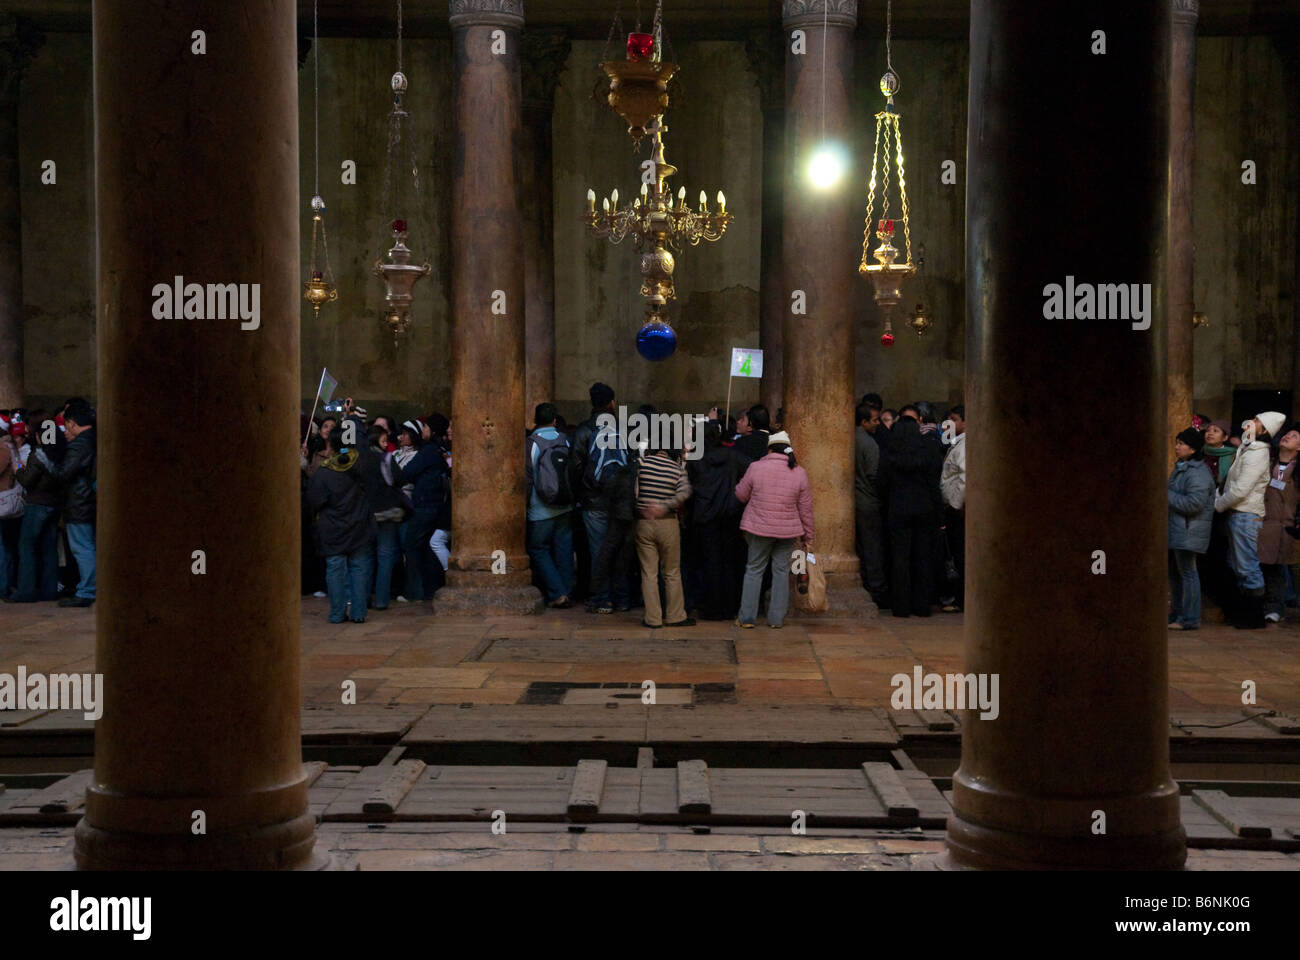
[
  {"x1": 790, "y1": 539, "x2": 827, "y2": 614},
  {"x1": 0, "y1": 483, "x2": 25, "y2": 520}
]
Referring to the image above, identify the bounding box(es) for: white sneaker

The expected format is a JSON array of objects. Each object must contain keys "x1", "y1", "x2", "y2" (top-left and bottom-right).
[
  {"x1": 312, "y1": 591, "x2": 326, "y2": 599},
  {"x1": 396, "y1": 595, "x2": 410, "y2": 603},
  {"x1": 1265, "y1": 612, "x2": 1281, "y2": 623}
]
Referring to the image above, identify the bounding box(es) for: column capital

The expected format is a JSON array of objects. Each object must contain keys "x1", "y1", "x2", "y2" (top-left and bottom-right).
[
  {"x1": 782, "y1": 0, "x2": 857, "y2": 31},
  {"x1": 0, "y1": 13, "x2": 43, "y2": 101},
  {"x1": 449, "y1": 0, "x2": 524, "y2": 30},
  {"x1": 1172, "y1": 0, "x2": 1199, "y2": 26},
  {"x1": 521, "y1": 30, "x2": 570, "y2": 112}
]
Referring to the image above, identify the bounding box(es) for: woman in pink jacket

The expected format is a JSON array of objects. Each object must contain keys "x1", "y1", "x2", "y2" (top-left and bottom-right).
[{"x1": 733, "y1": 431, "x2": 814, "y2": 628}]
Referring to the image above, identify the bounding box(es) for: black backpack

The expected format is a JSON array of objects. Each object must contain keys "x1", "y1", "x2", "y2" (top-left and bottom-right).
[{"x1": 531, "y1": 433, "x2": 573, "y2": 506}]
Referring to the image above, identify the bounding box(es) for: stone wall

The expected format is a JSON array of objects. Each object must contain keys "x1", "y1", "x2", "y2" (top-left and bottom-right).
[{"x1": 14, "y1": 30, "x2": 1299, "y2": 427}]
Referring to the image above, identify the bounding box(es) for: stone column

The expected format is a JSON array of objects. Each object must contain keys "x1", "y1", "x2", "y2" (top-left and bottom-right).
[
  {"x1": 1167, "y1": 0, "x2": 1197, "y2": 463},
  {"x1": 76, "y1": 0, "x2": 317, "y2": 868},
  {"x1": 520, "y1": 30, "x2": 569, "y2": 424},
  {"x1": 745, "y1": 28, "x2": 785, "y2": 418},
  {"x1": 437, "y1": 0, "x2": 542, "y2": 615},
  {"x1": 0, "y1": 16, "x2": 41, "y2": 408},
  {"x1": 947, "y1": 0, "x2": 1184, "y2": 869},
  {"x1": 781, "y1": 0, "x2": 872, "y2": 617}
]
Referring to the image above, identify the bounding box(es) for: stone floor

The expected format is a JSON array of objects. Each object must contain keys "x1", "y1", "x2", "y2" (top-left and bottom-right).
[
  {"x1": 2, "y1": 598, "x2": 1298, "y2": 713},
  {"x1": 2, "y1": 823, "x2": 1298, "y2": 871}
]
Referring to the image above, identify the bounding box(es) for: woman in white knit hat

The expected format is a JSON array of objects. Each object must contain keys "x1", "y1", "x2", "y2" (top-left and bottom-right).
[{"x1": 1214, "y1": 410, "x2": 1285, "y2": 628}]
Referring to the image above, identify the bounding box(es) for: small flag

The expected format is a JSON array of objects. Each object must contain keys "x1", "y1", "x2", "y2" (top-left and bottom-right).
[{"x1": 319, "y1": 368, "x2": 338, "y2": 405}]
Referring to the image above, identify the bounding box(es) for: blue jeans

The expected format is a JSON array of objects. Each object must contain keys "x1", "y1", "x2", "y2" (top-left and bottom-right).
[
  {"x1": 1226, "y1": 511, "x2": 1264, "y2": 592},
  {"x1": 738, "y1": 533, "x2": 796, "y2": 626},
  {"x1": 372, "y1": 521, "x2": 401, "y2": 609},
  {"x1": 582, "y1": 508, "x2": 610, "y2": 603},
  {"x1": 1168, "y1": 549, "x2": 1201, "y2": 628},
  {"x1": 65, "y1": 521, "x2": 96, "y2": 600},
  {"x1": 0, "y1": 517, "x2": 14, "y2": 597},
  {"x1": 14, "y1": 504, "x2": 60, "y2": 600},
  {"x1": 527, "y1": 512, "x2": 574, "y2": 602},
  {"x1": 325, "y1": 549, "x2": 369, "y2": 622}
]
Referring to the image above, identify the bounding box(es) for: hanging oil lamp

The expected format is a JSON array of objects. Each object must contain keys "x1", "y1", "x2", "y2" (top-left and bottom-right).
[
  {"x1": 599, "y1": 0, "x2": 677, "y2": 144},
  {"x1": 303, "y1": 2, "x2": 337, "y2": 317},
  {"x1": 859, "y1": 0, "x2": 916, "y2": 344},
  {"x1": 373, "y1": 3, "x2": 430, "y2": 343},
  {"x1": 304, "y1": 196, "x2": 338, "y2": 315},
  {"x1": 905, "y1": 243, "x2": 933, "y2": 337}
]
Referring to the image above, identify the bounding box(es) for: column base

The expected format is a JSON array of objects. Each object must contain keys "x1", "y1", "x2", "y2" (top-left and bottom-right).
[
  {"x1": 74, "y1": 812, "x2": 320, "y2": 870},
  {"x1": 434, "y1": 570, "x2": 543, "y2": 616},
  {"x1": 787, "y1": 570, "x2": 878, "y2": 619},
  {"x1": 946, "y1": 810, "x2": 1187, "y2": 870}
]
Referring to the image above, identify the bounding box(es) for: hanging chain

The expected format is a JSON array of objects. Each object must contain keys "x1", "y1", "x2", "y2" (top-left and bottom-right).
[
  {"x1": 861, "y1": 115, "x2": 883, "y2": 268},
  {"x1": 321, "y1": 217, "x2": 334, "y2": 281},
  {"x1": 313, "y1": 0, "x2": 320, "y2": 198},
  {"x1": 879, "y1": 115, "x2": 892, "y2": 224},
  {"x1": 886, "y1": 0, "x2": 894, "y2": 75},
  {"x1": 397, "y1": 0, "x2": 403, "y2": 74},
  {"x1": 895, "y1": 115, "x2": 911, "y2": 265},
  {"x1": 820, "y1": 0, "x2": 827, "y2": 139}
]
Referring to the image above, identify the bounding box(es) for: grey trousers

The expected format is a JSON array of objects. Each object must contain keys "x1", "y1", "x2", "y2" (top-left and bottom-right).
[{"x1": 738, "y1": 533, "x2": 797, "y2": 626}]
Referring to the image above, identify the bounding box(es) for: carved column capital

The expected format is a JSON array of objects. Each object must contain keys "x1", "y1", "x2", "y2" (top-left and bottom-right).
[
  {"x1": 1172, "y1": 0, "x2": 1199, "y2": 26},
  {"x1": 521, "y1": 30, "x2": 570, "y2": 113},
  {"x1": 0, "y1": 14, "x2": 43, "y2": 102},
  {"x1": 782, "y1": 0, "x2": 857, "y2": 31},
  {"x1": 449, "y1": 0, "x2": 525, "y2": 30}
]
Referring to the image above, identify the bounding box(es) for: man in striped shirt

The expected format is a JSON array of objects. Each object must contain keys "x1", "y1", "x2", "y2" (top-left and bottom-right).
[{"x1": 635, "y1": 445, "x2": 695, "y2": 628}]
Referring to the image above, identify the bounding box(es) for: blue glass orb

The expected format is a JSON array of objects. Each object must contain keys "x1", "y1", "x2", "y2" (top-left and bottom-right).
[{"x1": 636, "y1": 320, "x2": 677, "y2": 361}]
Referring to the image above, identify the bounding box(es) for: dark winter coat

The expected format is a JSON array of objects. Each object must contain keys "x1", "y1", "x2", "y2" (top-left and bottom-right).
[
  {"x1": 1167, "y1": 457, "x2": 1216, "y2": 553},
  {"x1": 878, "y1": 418, "x2": 943, "y2": 525},
  {"x1": 1258, "y1": 458, "x2": 1300, "y2": 565},
  {"x1": 307, "y1": 450, "x2": 376, "y2": 557},
  {"x1": 687, "y1": 443, "x2": 744, "y2": 526},
  {"x1": 402, "y1": 442, "x2": 450, "y2": 512},
  {"x1": 40, "y1": 427, "x2": 96, "y2": 523},
  {"x1": 14, "y1": 452, "x2": 60, "y2": 508},
  {"x1": 569, "y1": 411, "x2": 611, "y2": 511}
]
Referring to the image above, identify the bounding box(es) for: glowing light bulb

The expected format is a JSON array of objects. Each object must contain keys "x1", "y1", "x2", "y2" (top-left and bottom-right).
[
  {"x1": 678, "y1": 186, "x2": 686, "y2": 201},
  {"x1": 717, "y1": 191, "x2": 726, "y2": 213},
  {"x1": 611, "y1": 188, "x2": 619, "y2": 207},
  {"x1": 641, "y1": 183, "x2": 649, "y2": 198},
  {"x1": 808, "y1": 142, "x2": 847, "y2": 191},
  {"x1": 587, "y1": 188, "x2": 595, "y2": 211},
  {"x1": 699, "y1": 190, "x2": 707, "y2": 208},
  {"x1": 602, "y1": 197, "x2": 610, "y2": 212}
]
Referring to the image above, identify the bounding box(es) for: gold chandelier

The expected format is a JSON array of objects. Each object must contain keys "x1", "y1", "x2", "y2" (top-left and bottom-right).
[
  {"x1": 858, "y1": 0, "x2": 915, "y2": 347},
  {"x1": 585, "y1": 3, "x2": 731, "y2": 335}
]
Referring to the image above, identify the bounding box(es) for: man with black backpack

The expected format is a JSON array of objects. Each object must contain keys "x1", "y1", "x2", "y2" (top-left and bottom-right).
[
  {"x1": 526, "y1": 403, "x2": 575, "y2": 608},
  {"x1": 569, "y1": 382, "x2": 632, "y2": 613}
]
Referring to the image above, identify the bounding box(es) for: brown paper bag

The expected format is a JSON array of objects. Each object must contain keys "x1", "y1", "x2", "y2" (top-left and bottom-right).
[{"x1": 790, "y1": 543, "x2": 828, "y2": 614}]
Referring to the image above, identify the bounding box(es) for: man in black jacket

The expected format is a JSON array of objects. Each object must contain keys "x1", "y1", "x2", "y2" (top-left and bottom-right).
[
  {"x1": 307, "y1": 429, "x2": 376, "y2": 623},
  {"x1": 38, "y1": 401, "x2": 96, "y2": 607},
  {"x1": 568, "y1": 382, "x2": 630, "y2": 612},
  {"x1": 734, "y1": 405, "x2": 771, "y2": 462}
]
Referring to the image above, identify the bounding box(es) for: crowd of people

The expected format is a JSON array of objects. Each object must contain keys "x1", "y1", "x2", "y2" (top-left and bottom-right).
[
  {"x1": 1168, "y1": 410, "x2": 1300, "y2": 630},
  {"x1": 0, "y1": 401, "x2": 98, "y2": 607},
  {"x1": 290, "y1": 383, "x2": 971, "y2": 627}
]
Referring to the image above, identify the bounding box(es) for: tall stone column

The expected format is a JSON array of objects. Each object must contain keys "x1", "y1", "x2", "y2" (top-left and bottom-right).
[
  {"x1": 76, "y1": 0, "x2": 317, "y2": 868},
  {"x1": 438, "y1": 0, "x2": 542, "y2": 615},
  {"x1": 746, "y1": 28, "x2": 785, "y2": 418},
  {"x1": 0, "y1": 16, "x2": 41, "y2": 408},
  {"x1": 520, "y1": 30, "x2": 569, "y2": 424},
  {"x1": 947, "y1": 0, "x2": 1184, "y2": 869},
  {"x1": 781, "y1": 0, "x2": 872, "y2": 617},
  {"x1": 1167, "y1": 0, "x2": 1197, "y2": 463}
]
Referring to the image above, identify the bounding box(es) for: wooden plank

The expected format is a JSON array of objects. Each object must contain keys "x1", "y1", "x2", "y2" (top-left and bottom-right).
[
  {"x1": 303, "y1": 760, "x2": 328, "y2": 787},
  {"x1": 676, "y1": 760, "x2": 711, "y2": 814},
  {"x1": 636, "y1": 747, "x2": 655, "y2": 770},
  {"x1": 862, "y1": 762, "x2": 919, "y2": 818},
  {"x1": 36, "y1": 768, "x2": 92, "y2": 814},
  {"x1": 915, "y1": 710, "x2": 956, "y2": 731},
  {"x1": 889, "y1": 748, "x2": 919, "y2": 771},
  {"x1": 566, "y1": 759, "x2": 607, "y2": 819},
  {"x1": 1243, "y1": 709, "x2": 1300, "y2": 735},
  {"x1": 0, "y1": 709, "x2": 50, "y2": 729},
  {"x1": 362, "y1": 759, "x2": 426, "y2": 814},
  {"x1": 1192, "y1": 789, "x2": 1273, "y2": 838}
]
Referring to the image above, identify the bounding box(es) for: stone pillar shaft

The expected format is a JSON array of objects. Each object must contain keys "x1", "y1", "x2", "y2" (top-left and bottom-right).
[
  {"x1": 1167, "y1": 0, "x2": 1197, "y2": 461},
  {"x1": 781, "y1": 0, "x2": 871, "y2": 616},
  {"x1": 0, "y1": 16, "x2": 39, "y2": 408},
  {"x1": 77, "y1": 0, "x2": 314, "y2": 868},
  {"x1": 440, "y1": 0, "x2": 542, "y2": 615},
  {"x1": 947, "y1": 0, "x2": 1184, "y2": 869}
]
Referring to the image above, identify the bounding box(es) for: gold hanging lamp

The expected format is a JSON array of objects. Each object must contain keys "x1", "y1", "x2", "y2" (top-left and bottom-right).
[
  {"x1": 858, "y1": 0, "x2": 916, "y2": 347},
  {"x1": 303, "y1": 0, "x2": 337, "y2": 316}
]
